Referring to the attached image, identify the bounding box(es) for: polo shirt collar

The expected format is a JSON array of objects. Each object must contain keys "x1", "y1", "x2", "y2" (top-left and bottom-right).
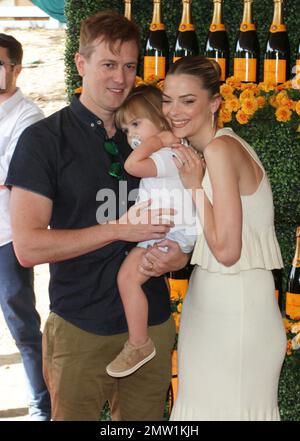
[
  {"x1": 70, "y1": 94, "x2": 106, "y2": 131},
  {"x1": 0, "y1": 88, "x2": 23, "y2": 120}
]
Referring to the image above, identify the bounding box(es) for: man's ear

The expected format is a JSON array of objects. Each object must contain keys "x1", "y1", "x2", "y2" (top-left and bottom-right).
[
  {"x1": 14, "y1": 64, "x2": 22, "y2": 77},
  {"x1": 75, "y1": 52, "x2": 85, "y2": 77}
]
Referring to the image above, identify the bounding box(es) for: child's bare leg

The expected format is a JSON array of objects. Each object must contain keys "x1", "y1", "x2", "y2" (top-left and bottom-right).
[
  {"x1": 117, "y1": 246, "x2": 150, "y2": 346},
  {"x1": 106, "y1": 247, "x2": 156, "y2": 377}
]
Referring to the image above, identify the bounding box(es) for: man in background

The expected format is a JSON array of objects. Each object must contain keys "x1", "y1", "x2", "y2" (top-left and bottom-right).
[{"x1": 0, "y1": 33, "x2": 50, "y2": 421}]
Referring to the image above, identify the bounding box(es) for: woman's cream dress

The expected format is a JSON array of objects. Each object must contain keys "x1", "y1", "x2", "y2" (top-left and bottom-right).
[{"x1": 170, "y1": 128, "x2": 286, "y2": 421}]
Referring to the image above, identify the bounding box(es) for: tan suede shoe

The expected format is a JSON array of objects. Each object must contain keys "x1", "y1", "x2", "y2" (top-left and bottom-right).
[{"x1": 106, "y1": 338, "x2": 156, "y2": 378}]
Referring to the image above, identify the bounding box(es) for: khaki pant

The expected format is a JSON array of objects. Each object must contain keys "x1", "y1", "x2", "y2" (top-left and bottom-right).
[{"x1": 43, "y1": 312, "x2": 176, "y2": 421}]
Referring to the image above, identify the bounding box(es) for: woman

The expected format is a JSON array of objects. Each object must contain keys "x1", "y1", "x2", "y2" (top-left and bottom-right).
[{"x1": 162, "y1": 56, "x2": 286, "y2": 421}]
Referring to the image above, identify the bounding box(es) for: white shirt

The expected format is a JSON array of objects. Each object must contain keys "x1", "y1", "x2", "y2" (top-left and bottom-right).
[
  {"x1": 137, "y1": 147, "x2": 197, "y2": 231},
  {"x1": 0, "y1": 88, "x2": 44, "y2": 246}
]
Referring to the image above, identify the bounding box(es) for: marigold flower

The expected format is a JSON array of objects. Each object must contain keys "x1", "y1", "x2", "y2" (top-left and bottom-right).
[
  {"x1": 282, "y1": 80, "x2": 292, "y2": 89},
  {"x1": 236, "y1": 110, "x2": 250, "y2": 125},
  {"x1": 258, "y1": 81, "x2": 276, "y2": 92},
  {"x1": 219, "y1": 103, "x2": 232, "y2": 123},
  {"x1": 240, "y1": 82, "x2": 259, "y2": 95},
  {"x1": 297, "y1": 124, "x2": 300, "y2": 133},
  {"x1": 296, "y1": 100, "x2": 300, "y2": 116},
  {"x1": 177, "y1": 303, "x2": 182, "y2": 313},
  {"x1": 269, "y1": 95, "x2": 278, "y2": 108},
  {"x1": 240, "y1": 89, "x2": 255, "y2": 101},
  {"x1": 74, "y1": 86, "x2": 82, "y2": 94},
  {"x1": 276, "y1": 90, "x2": 288, "y2": 106},
  {"x1": 217, "y1": 115, "x2": 224, "y2": 128},
  {"x1": 275, "y1": 106, "x2": 292, "y2": 122},
  {"x1": 241, "y1": 97, "x2": 258, "y2": 115},
  {"x1": 286, "y1": 339, "x2": 293, "y2": 356},
  {"x1": 257, "y1": 96, "x2": 266, "y2": 108},
  {"x1": 225, "y1": 76, "x2": 242, "y2": 89},
  {"x1": 220, "y1": 83, "x2": 234, "y2": 99},
  {"x1": 225, "y1": 97, "x2": 241, "y2": 112}
]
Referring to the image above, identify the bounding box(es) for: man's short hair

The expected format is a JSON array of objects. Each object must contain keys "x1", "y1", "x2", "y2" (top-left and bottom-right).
[
  {"x1": 0, "y1": 33, "x2": 23, "y2": 64},
  {"x1": 79, "y1": 10, "x2": 140, "y2": 58}
]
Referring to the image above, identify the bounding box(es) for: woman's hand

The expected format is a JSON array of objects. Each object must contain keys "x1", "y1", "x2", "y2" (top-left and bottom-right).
[
  {"x1": 114, "y1": 199, "x2": 176, "y2": 243},
  {"x1": 138, "y1": 239, "x2": 190, "y2": 277},
  {"x1": 172, "y1": 145, "x2": 205, "y2": 191}
]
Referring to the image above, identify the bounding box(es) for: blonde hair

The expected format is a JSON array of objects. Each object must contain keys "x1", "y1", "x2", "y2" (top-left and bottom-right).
[
  {"x1": 79, "y1": 11, "x2": 140, "y2": 58},
  {"x1": 115, "y1": 84, "x2": 170, "y2": 132}
]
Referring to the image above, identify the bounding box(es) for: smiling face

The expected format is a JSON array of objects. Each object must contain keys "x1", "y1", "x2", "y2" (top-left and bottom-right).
[
  {"x1": 162, "y1": 73, "x2": 221, "y2": 146},
  {"x1": 75, "y1": 38, "x2": 138, "y2": 120}
]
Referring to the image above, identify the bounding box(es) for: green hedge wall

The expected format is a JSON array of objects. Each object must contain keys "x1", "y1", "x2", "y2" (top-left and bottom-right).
[{"x1": 64, "y1": 0, "x2": 300, "y2": 421}]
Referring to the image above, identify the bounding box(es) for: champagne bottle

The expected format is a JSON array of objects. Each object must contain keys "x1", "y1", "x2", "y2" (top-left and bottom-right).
[
  {"x1": 272, "y1": 269, "x2": 283, "y2": 309},
  {"x1": 234, "y1": 0, "x2": 260, "y2": 83},
  {"x1": 124, "y1": 0, "x2": 132, "y2": 20},
  {"x1": 264, "y1": 0, "x2": 290, "y2": 84},
  {"x1": 173, "y1": 0, "x2": 199, "y2": 63},
  {"x1": 204, "y1": 0, "x2": 230, "y2": 82},
  {"x1": 286, "y1": 227, "x2": 300, "y2": 320},
  {"x1": 144, "y1": 0, "x2": 169, "y2": 81}
]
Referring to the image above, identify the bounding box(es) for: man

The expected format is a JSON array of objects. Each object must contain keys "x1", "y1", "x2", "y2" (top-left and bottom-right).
[
  {"x1": 0, "y1": 33, "x2": 51, "y2": 420},
  {"x1": 6, "y1": 12, "x2": 189, "y2": 421}
]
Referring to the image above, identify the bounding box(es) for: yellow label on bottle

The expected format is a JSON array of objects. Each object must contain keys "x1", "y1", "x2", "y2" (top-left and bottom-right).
[
  {"x1": 210, "y1": 23, "x2": 226, "y2": 32},
  {"x1": 208, "y1": 57, "x2": 226, "y2": 81},
  {"x1": 270, "y1": 24, "x2": 287, "y2": 33},
  {"x1": 234, "y1": 58, "x2": 257, "y2": 82},
  {"x1": 179, "y1": 23, "x2": 195, "y2": 32},
  {"x1": 275, "y1": 289, "x2": 279, "y2": 302},
  {"x1": 264, "y1": 59, "x2": 286, "y2": 84},
  {"x1": 150, "y1": 23, "x2": 166, "y2": 31},
  {"x1": 286, "y1": 292, "x2": 300, "y2": 320},
  {"x1": 240, "y1": 23, "x2": 256, "y2": 32},
  {"x1": 173, "y1": 56, "x2": 182, "y2": 63},
  {"x1": 143, "y1": 56, "x2": 166, "y2": 81}
]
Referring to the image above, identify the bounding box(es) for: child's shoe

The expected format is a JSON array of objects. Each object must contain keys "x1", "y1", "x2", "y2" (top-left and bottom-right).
[{"x1": 106, "y1": 337, "x2": 156, "y2": 378}]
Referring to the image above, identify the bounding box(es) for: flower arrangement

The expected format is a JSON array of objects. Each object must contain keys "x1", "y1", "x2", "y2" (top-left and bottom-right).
[
  {"x1": 218, "y1": 77, "x2": 300, "y2": 131},
  {"x1": 284, "y1": 318, "x2": 300, "y2": 364}
]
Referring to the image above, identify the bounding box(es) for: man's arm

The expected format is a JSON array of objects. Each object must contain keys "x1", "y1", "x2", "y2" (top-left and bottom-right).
[{"x1": 10, "y1": 187, "x2": 174, "y2": 267}]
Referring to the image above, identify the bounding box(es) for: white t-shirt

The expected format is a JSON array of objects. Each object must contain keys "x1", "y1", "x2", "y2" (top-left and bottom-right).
[
  {"x1": 0, "y1": 88, "x2": 44, "y2": 246},
  {"x1": 136, "y1": 147, "x2": 198, "y2": 252}
]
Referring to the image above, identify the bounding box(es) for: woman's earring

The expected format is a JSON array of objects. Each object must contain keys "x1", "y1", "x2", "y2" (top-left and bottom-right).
[{"x1": 211, "y1": 112, "x2": 215, "y2": 129}]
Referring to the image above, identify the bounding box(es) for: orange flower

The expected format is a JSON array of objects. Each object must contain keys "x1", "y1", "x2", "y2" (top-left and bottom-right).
[
  {"x1": 74, "y1": 86, "x2": 82, "y2": 94},
  {"x1": 226, "y1": 76, "x2": 242, "y2": 89},
  {"x1": 297, "y1": 124, "x2": 300, "y2": 132},
  {"x1": 224, "y1": 96, "x2": 241, "y2": 112},
  {"x1": 286, "y1": 339, "x2": 293, "y2": 356},
  {"x1": 257, "y1": 96, "x2": 266, "y2": 108},
  {"x1": 269, "y1": 95, "x2": 278, "y2": 108},
  {"x1": 239, "y1": 89, "x2": 255, "y2": 101},
  {"x1": 241, "y1": 97, "x2": 258, "y2": 115},
  {"x1": 276, "y1": 90, "x2": 288, "y2": 106},
  {"x1": 217, "y1": 115, "x2": 224, "y2": 128},
  {"x1": 220, "y1": 83, "x2": 234, "y2": 99},
  {"x1": 282, "y1": 80, "x2": 292, "y2": 89},
  {"x1": 219, "y1": 103, "x2": 232, "y2": 123},
  {"x1": 258, "y1": 81, "x2": 276, "y2": 92},
  {"x1": 236, "y1": 110, "x2": 250, "y2": 125},
  {"x1": 296, "y1": 100, "x2": 300, "y2": 116},
  {"x1": 240, "y1": 82, "x2": 259, "y2": 95},
  {"x1": 275, "y1": 106, "x2": 292, "y2": 122}
]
